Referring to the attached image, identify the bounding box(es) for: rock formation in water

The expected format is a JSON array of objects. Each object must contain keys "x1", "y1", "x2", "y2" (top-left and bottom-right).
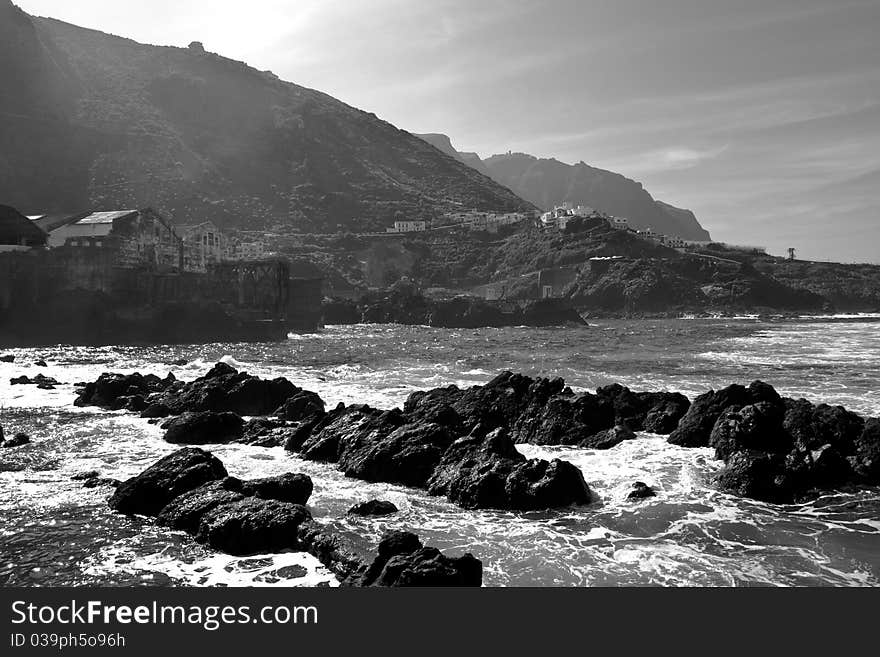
[
  {"x1": 108, "y1": 447, "x2": 481, "y2": 586},
  {"x1": 78, "y1": 363, "x2": 880, "y2": 506}
]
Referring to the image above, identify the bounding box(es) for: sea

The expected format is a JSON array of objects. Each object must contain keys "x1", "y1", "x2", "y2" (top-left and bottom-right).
[{"x1": 2, "y1": 315, "x2": 879, "y2": 587}]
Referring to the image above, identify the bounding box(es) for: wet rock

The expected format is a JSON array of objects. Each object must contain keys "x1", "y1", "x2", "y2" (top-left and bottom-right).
[
  {"x1": 204, "y1": 362, "x2": 236, "y2": 378},
  {"x1": 71, "y1": 470, "x2": 100, "y2": 481},
  {"x1": 108, "y1": 447, "x2": 228, "y2": 515},
  {"x1": 348, "y1": 500, "x2": 399, "y2": 516},
  {"x1": 156, "y1": 473, "x2": 313, "y2": 533},
  {"x1": 362, "y1": 531, "x2": 482, "y2": 587},
  {"x1": 299, "y1": 405, "x2": 385, "y2": 462},
  {"x1": 851, "y1": 418, "x2": 880, "y2": 481},
  {"x1": 148, "y1": 363, "x2": 303, "y2": 416},
  {"x1": 11, "y1": 374, "x2": 61, "y2": 387},
  {"x1": 783, "y1": 399, "x2": 865, "y2": 452},
  {"x1": 426, "y1": 427, "x2": 591, "y2": 510},
  {"x1": 594, "y1": 384, "x2": 659, "y2": 431},
  {"x1": 172, "y1": 358, "x2": 188, "y2": 366},
  {"x1": 240, "y1": 473, "x2": 313, "y2": 505},
  {"x1": 403, "y1": 385, "x2": 465, "y2": 430},
  {"x1": 512, "y1": 391, "x2": 614, "y2": 446},
  {"x1": 75, "y1": 372, "x2": 170, "y2": 409},
  {"x1": 450, "y1": 371, "x2": 541, "y2": 433},
  {"x1": 162, "y1": 411, "x2": 245, "y2": 444},
  {"x1": 668, "y1": 381, "x2": 775, "y2": 447},
  {"x1": 274, "y1": 390, "x2": 326, "y2": 422},
  {"x1": 157, "y1": 478, "x2": 246, "y2": 533},
  {"x1": 83, "y1": 477, "x2": 121, "y2": 488},
  {"x1": 296, "y1": 520, "x2": 374, "y2": 584},
  {"x1": 194, "y1": 497, "x2": 312, "y2": 555},
  {"x1": 280, "y1": 416, "x2": 327, "y2": 452},
  {"x1": 504, "y1": 458, "x2": 592, "y2": 510},
  {"x1": 239, "y1": 417, "x2": 293, "y2": 447},
  {"x1": 627, "y1": 481, "x2": 656, "y2": 500},
  {"x1": 709, "y1": 402, "x2": 790, "y2": 461},
  {"x1": 579, "y1": 424, "x2": 636, "y2": 449},
  {"x1": 0, "y1": 354, "x2": 14, "y2": 362},
  {"x1": 122, "y1": 395, "x2": 148, "y2": 413},
  {"x1": 338, "y1": 419, "x2": 456, "y2": 488},
  {"x1": 715, "y1": 450, "x2": 789, "y2": 502},
  {"x1": 34, "y1": 360, "x2": 47, "y2": 367},
  {"x1": 1, "y1": 433, "x2": 30, "y2": 448},
  {"x1": 140, "y1": 403, "x2": 172, "y2": 419},
  {"x1": 642, "y1": 393, "x2": 692, "y2": 434}
]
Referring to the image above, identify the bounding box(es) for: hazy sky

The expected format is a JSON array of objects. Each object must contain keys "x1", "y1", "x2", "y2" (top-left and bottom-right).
[{"x1": 15, "y1": 0, "x2": 880, "y2": 262}]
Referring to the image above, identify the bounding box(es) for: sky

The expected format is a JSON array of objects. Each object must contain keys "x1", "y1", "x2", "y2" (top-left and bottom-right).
[{"x1": 15, "y1": 0, "x2": 880, "y2": 262}]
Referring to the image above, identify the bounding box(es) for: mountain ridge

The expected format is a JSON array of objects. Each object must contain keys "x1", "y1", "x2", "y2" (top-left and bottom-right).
[
  {"x1": 0, "y1": 3, "x2": 536, "y2": 231},
  {"x1": 415, "y1": 133, "x2": 710, "y2": 241}
]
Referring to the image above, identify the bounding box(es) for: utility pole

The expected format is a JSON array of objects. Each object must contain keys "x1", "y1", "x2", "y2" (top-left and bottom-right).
[{"x1": 787, "y1": 247, "x2": 796, "y2": 261}]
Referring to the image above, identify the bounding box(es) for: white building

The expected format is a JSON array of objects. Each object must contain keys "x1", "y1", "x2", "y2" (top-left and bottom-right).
[{"x1": 388, "y1": 220, "x2": 427, "y2": 233}]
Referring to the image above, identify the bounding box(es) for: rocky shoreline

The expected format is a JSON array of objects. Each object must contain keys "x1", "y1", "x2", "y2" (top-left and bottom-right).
[{"x1": 68, "y1": 362, "x2": 880, "y2": 585}]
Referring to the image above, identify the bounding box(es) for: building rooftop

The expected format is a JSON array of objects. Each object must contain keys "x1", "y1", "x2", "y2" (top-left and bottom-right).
[
  {"x1": 28, "y1": 211, "x2": 90, "y2": 233},
  {"x1": 75, "y1": 210, "x2": 138, "y2": 225}
]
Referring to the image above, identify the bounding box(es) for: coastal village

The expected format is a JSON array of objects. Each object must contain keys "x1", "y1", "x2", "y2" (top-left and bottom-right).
[{"x1": 0, "y1": 205, "x2": 324, "y2": 342}]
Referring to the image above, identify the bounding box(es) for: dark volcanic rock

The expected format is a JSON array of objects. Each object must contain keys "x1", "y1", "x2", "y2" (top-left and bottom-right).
[
  {"x1": 504, "y1": 458, "x2": 592, "y2": 510},
  {"x1": 148, "y1": 364, "x2": 303, "y2": 416},
  {"x1": 596, "y1": 384, "x2": 690, "y2": 432},
  {"x1": 709, "y1": 402, "x2": 790, "y2": 461},
  {"x1": 361, "y1": 531, "x2": 482, "y2": 587},
  {"x1": 299, "y1": 405, "x2": 388, "y2": 462},
  {"x1": 347, "y1": 500, "x2": 399, "y2": 516},
  {"x1": 426, "y1": 427, "x2": 591, "y2": 510},
  {"x1": 403, "y1": 386, "x2": 465, "y2": 429},
  {"x1": 109, "y1": 447, "x2": 227, "y2": 515},
  {"x1": 642, "y1": 393, "x2": 691, "y2": 434},
  {"x1": 852, "y1": 418, "x2": 880, "y2": 481},
  {"x1": 11, "y1": 373, "x2": 61, "y2": 387},
  {"x1": 162, "y1": 411, "x2": 245, "y2": 444},
  {"x1": 668, "y1": 381, "x2": 776, "y2": 447},
  {"x1": 240, "y1": 473, "x2": 313, "y2": 505},
  {"x1": 627, "y1": 481, "x2": 657, "y2": 500},
  {"x1": 83, "y1": 477, "x2": 121, "y2": 488},
  {"x1": 579, "y1": 424, "x2": 636, "y2": 449},
  {"x1": 297, "y1": 521, "x2": 373, "y2": 584},
  {"x1": 0, "y1": 354, "x2": 14, "y2": 362},
  {"x1": 405, "y1": 372, "x2": 543, "y2": 435},
  {"x1": 75, "y1": 372, "x2": 170, "y2": 409},
  {"x1": 338, "y1": 420, "x2": 456, "y2": 488},
  {"x1": 783, "y1": 398, "x2": 865, "y2": 452},
  {"x1": 451, "y1": 371, "x2": 540, "y2": 433},
  {"x1": 716, "y1": 450, "x2": 790, "y2": 502},
  {"x1": 195, "y1": 497, "x2": 312, "y2": 555},
  {"x1": 1, "y1": 433, "x2": 30, "y2": 448},
  {"x1": 157, "y1": 478, "x2": 246, "y2": 533},
  {"x1": 273, "y1": 390, "x2": 326, "y2": 422},
  {"x1": 369, "y1": 546, "x2": 482, "y2": 587},
  {"x1": 140, "y1": 403, "x2": 172, "y2": 419},
  {"x1": 512, "y1": 390, "x2": 613, "y2": 446},
  {"x1": 706, "y1": 384, "x2": 872, "y2": 502}
]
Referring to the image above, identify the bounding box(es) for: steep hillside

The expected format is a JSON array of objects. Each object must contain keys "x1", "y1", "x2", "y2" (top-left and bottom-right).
[
  {"x1": 416, "y1": 133, "x2": 711, "y2": 241},
  {"x1": 0, "y1": 1, "x2": 534, "y2": 230},
  {"x1": 482, "y1": 153, "x2": 710, "y2": 240}
]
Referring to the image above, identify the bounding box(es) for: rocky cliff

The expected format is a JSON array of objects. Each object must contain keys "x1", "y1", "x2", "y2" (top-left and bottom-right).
[
  {"x1": 0, "y1": 1, "x2": 534, "y2": 231},
  {"x1": 416, "y1": 134, "x2": 710, "y2": 241}
]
